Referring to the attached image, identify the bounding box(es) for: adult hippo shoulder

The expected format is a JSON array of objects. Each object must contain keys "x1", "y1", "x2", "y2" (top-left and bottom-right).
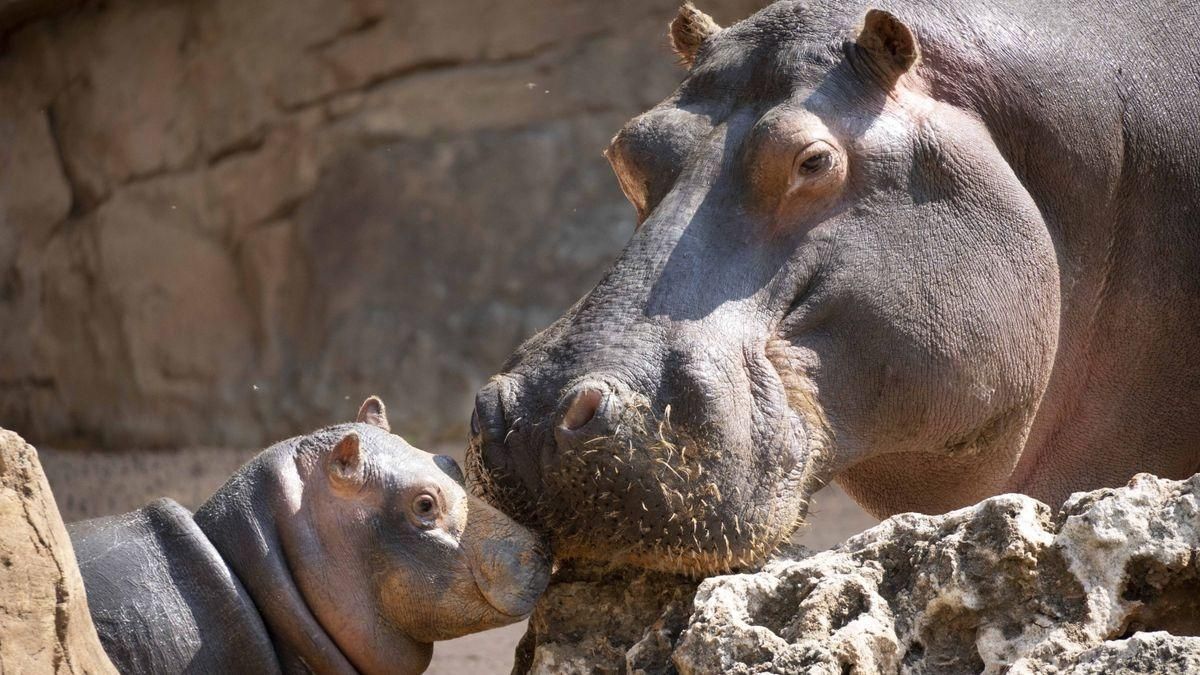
[
  {"x1": 468, "y1": 0, "x2": 1200, "y2": 576},
  {"x1": 70, "y1": 397, "x2": 549, "y2": 674}
]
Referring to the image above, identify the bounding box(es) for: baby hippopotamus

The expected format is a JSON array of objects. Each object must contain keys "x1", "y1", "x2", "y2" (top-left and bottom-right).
[{"x1": 68, "y1": 396, "x2": 550, "y2": 674}]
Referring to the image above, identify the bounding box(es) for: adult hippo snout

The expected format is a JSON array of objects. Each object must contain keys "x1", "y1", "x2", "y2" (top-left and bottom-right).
[{"x1": 469, "y1": 309, "x2": 819, "y2": 575}]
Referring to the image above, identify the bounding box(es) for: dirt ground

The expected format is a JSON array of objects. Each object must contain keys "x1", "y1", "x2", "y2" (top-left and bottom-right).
[{"x1": 40, "y1": 444, "x2": 877, "y2": 674}]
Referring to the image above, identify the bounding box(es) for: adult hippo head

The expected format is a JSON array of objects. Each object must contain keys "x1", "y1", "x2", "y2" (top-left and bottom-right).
[{"x1": 469, "y1": 1, "x2": 1200, "y2": 575}]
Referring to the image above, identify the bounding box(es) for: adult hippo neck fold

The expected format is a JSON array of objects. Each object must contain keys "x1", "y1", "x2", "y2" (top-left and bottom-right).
[{"x1": 468, "y1": 0, "x2": 1200, "y2": 576}]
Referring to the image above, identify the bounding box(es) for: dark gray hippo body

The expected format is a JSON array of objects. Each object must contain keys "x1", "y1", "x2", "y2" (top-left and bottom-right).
[
  {"x1": 69, "y1": 499, "x2": 280, "y2": 673},
  {"x1": 469, "y1": 0, "x2": 1200, "y2": 576},
  {"x1": 71, "y1": 398, "x2": 550, "y2": 674}
]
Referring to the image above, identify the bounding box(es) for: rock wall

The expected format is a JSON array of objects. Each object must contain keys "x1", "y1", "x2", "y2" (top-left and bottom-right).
[
  {"x1": 0, "y1": 0, "x2": 764, "y2": 450},
  {"x1": 0, "y1": 427, "x2": 114, "y2": 673},
  {"x1": 521, "y1": 473, "x2": 1200, "y2": 674}
]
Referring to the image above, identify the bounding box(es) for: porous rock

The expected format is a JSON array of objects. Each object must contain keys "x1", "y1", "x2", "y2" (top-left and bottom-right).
[
  {"x1": 0, "y1": 427, "x2": 115, "y2": 673},
  {"x1": 520, "y1": 473, "x2": 1200, "y2": 674}
]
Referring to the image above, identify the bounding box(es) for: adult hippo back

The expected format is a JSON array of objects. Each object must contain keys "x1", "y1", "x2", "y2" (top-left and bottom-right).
[{"x1": 468, "y1": 0, "x2": 1200, "y2": 575}]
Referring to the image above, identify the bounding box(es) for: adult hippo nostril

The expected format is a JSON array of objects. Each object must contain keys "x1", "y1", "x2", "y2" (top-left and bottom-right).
[
  {"x1": 472, "y1": 380, "x2": 508, "y2": 446},
  {"x1": 560, "y1": 384, "x2": 607, "y2": 432}
]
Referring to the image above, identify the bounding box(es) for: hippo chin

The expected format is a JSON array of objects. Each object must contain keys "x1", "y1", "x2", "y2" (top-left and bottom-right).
[
  {"x1": 70, "y1": 397, "x2": 550, "y2": 675},
  {"x1": 469, "y1": 1, "x2": 1200, "y2": 576}
]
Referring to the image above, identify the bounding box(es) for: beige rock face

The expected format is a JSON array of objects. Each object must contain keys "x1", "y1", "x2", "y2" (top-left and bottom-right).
[
  {"x1": 521, "y1": 473, "x2": 1200, "y2": 674},
  {"x1": 0, "y1": 0, "x2": 766, "y2": 450},
  {"x1": 0, "y1": 428, "x2": 114, "y2": 674}
]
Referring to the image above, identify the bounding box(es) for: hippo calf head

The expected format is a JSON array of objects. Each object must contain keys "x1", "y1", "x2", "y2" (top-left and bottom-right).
[
  {"x1": 469, "y1": 3, "x2": 1059, "y2": 576},
  {"x1": 201, "y1": 397, "x2": 550, "y2": 674}
]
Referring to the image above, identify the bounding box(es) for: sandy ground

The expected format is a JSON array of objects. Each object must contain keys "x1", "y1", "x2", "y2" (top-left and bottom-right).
[{"x1": 40, "y1": 444, "x2": 877, "y2": 674}]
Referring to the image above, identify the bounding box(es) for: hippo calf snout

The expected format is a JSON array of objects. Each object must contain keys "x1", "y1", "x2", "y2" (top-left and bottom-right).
[
  {"x1": 469, "y1": 524, "x2": 551, "y2": 618},
  {"x1": 460, "y1": 464, "x2": 551, "y2": 618}
]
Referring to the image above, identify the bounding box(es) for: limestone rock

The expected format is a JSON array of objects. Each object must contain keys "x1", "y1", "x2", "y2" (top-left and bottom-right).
[
  {"x1": 0, "y1": 428, "x2": 115, "y2": 673},
  {"x1": 516, "y1": 564, "x2": 700, "y2": 674},
  {"x1": 1010, "y1": 632, "x2": 1200, "y2": 674},
  {"x1": 520, "y1": 473, "x2": 1200, "y2": 674},
  {"x1": 0, "y1": 0, "x2": 79, "y2": 34}
]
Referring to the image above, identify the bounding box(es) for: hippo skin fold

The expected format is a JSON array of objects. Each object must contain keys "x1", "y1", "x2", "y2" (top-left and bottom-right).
[{"x1": 69, "y1": 397, "x2": 550, "y2": 675}]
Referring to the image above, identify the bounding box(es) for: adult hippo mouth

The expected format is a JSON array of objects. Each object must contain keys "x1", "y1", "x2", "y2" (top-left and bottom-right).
[
  {"x1": 469, "y1": 1, "x2": 1200, "y2": 576},
  {"x1": 469, "y1": 344, "x2": 823, "y2": 576}
]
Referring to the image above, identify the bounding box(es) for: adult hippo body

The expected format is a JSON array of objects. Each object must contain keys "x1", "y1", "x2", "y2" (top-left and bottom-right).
[
  {"x1": 469, "y1": 0, "x2": 1200, "y2": 575},
  {"x1": 71, "y1": 398, "x2": 549, "y2": 674}
]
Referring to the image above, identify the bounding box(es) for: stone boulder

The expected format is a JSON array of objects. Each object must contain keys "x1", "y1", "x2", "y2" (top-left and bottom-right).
[
  {"x1": 0, "y1": 428, "x2": 114, "y2": 673},
  {"x1": 521, "y1": 473, "x2": 1200, "y2": 674}
]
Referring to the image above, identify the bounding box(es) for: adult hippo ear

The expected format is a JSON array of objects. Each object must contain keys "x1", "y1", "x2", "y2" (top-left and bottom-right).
[
  {"x1": 669, "y1": 3, "x2": 721, "y2": 68},
  {"x1": 857, "y1": 8, "x2": 920, "y2": 82},
  {"x1": 355, "y1": 395, "x2": 390, "y2": 431}
]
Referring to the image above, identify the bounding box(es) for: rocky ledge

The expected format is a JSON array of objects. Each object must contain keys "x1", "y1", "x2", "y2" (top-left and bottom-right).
[
  {"x1": 0, "y1": 428, "x2": 114, "y2": 673},
  {"x1": 520, "y1": 473, "x2": 1200, "y2": 674}
]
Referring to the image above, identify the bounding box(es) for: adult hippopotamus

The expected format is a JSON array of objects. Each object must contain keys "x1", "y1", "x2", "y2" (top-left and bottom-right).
[
  {"x1": 468, "y1": 1, "x2": 1200, "y2": 576},
  {"x1": 70, "y1": 397, "x2": 550, "y2": 674}
]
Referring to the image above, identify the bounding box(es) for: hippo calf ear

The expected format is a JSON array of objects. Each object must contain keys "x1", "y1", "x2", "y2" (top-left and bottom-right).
[
  {"x1": 355, "y1": 395, "x2": 390, "y2": 431},
  {"x1": 433, "y1": 454, "x2": 466, "y2": 486},
  {"x1": 328, "y1": 431, "x2": 364, "y2": 484},
  {"x1": 670, "y1": 3, "x2": 722, "y2": 68},
  {"x1": 857, "y1": 9, "x2": 920, "y2": 80}
]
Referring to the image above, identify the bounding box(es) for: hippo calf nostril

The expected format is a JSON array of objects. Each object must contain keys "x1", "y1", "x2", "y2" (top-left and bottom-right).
[{"x1": 562, "y1": 387, "x2": 604, "y2": 431}]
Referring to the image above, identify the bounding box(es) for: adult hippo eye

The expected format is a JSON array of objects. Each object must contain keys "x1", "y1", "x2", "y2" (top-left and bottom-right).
[
  {"x1": 789, "y1": 140, "x2": 841, "y2": 193},
  {"x1": 411, "y1": 492, "x2": 440, "y2": 525},
  {"x1": 798, "y1": 150, "x2": 831, "y2": 175}
]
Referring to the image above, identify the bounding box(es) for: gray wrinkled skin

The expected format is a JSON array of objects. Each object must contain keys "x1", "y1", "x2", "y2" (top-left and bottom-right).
[
  {"x1": 71, "y1": 409, "x2": 550, "y2": 675},
  {"x1": 469, "y1": 0, "x2": 1200, "y2": 576}
]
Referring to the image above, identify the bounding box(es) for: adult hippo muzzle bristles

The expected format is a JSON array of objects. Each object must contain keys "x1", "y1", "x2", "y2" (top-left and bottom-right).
[{"x1": 469, "y1": 0, "x2": 1200, "y2": 576}]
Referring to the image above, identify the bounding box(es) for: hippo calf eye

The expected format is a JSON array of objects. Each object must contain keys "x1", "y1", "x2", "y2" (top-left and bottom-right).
[{"x1": 411, "y1": 493, "x2": 440, "y2": 524}]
